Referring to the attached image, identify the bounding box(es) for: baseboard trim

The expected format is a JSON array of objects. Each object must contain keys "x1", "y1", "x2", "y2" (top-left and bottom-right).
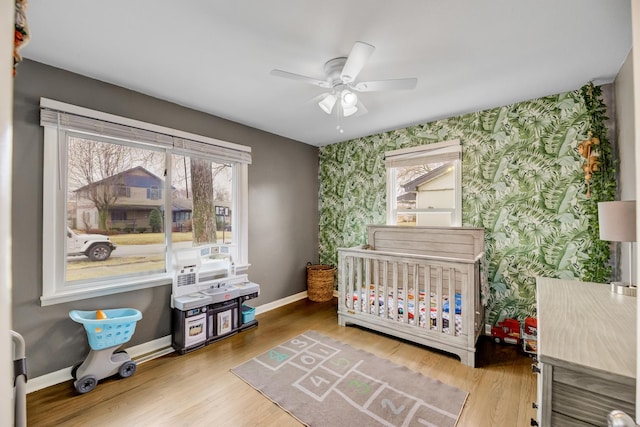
[
  {"x1": 27, "y1": 291, "x2": 312, "y2": 394},
  {"x1": 26, "y1": 335, "x2": 173, "y2": 394},
  {"x1": 254, "y1": 290, "x2": 308, "y2": 315}
]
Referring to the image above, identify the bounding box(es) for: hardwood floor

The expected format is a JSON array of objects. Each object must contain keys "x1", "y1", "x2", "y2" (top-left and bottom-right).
[{"x1": 27, "y1": 298, "x2": 537, "y2": 426}]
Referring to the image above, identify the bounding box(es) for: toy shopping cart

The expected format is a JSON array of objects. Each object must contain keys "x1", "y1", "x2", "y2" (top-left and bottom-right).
[{"x1": 69, "y1": 308, "x2": 142, "y2": 394}]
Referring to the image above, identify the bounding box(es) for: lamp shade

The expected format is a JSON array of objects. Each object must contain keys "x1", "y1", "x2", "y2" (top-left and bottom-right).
[{"x1": 598, "y1": 200, "x2": 637, "y2": 242}]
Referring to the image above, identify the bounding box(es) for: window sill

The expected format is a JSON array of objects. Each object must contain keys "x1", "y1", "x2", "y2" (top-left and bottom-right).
[{"x1": 40, "y1": 274, "x2": 172, "y2": 306}]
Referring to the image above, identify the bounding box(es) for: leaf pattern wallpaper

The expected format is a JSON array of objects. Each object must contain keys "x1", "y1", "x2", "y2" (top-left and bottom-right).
[{"x1": 319, "y1": 89, "x2": 608, "y2": 324}]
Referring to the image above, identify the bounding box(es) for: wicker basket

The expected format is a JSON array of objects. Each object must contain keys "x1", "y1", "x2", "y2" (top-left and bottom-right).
[{"x1": 306, "y1": 262, "x2": 335, "y2": 302}]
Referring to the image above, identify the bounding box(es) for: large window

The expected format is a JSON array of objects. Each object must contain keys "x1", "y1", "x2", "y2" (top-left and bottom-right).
[
  {"x1": 385, "y1": 139, "x2": 462, "y2": 227},
  {"x1": 41, "y1": 98, "x2": 251, "y2": 305}
]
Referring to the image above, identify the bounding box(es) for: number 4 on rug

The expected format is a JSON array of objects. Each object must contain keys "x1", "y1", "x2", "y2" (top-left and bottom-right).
[
  {"x1": 309, "y1": 375, "x2": 330, "y2": 387},
  {"x1": 269, "y1": 350, "x2": 289, "y2": 363}
]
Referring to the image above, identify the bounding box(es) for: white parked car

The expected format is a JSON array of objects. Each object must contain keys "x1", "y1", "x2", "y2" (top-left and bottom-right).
[{"x1": 67, "y1": 227, "x2": 117, "y2": 261}]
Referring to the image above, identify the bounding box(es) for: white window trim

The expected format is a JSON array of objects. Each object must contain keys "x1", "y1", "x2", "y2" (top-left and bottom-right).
[
  {"x1": 40, "y1": 98, "x2": 251, "y2": 306},
  {"x1": 385, "y1": 139, "x2": 462, "y2": 226}
]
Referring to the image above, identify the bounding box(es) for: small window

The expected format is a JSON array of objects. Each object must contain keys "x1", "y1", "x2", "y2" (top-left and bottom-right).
[{"x1": 385, "y1": 139, "x2": 462, "y2": 227}]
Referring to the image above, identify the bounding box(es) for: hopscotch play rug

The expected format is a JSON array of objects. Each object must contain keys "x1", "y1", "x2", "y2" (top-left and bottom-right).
[{"x1": 231, "y1": 331, "x2": 468, "y2": 427}]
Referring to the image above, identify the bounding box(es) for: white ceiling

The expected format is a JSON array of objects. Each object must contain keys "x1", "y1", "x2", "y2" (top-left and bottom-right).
[{"x1": 21, "y1": 0, "x2": 632, "y2": 147}]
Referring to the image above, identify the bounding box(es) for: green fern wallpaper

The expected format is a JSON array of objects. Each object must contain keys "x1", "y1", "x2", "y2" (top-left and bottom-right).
[{"x1": 319, "y1": 89, "x2": 608, "y2": 324}]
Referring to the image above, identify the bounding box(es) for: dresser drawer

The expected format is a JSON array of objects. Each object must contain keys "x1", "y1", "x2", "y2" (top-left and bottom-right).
[
  {"x1": 553, "y1": 365, "x2": 635, "y2": 403},
  {"x1": 553, "y1": 382, "x2": 634, "y2": 425}
]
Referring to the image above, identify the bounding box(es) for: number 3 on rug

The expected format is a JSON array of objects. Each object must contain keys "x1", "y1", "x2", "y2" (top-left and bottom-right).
[{"x1": 348, "y1": 379, "x2": 370, "y2": 394}]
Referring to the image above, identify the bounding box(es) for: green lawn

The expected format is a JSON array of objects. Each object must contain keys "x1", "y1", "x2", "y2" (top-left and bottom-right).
[
  {"x1": 65, "y1": 231, "x2": 233, "y2": 281},
  {"x1": 109, "y1": 232, "x2": 193, "y2": 245},
  {"x1": 66, "y1": 255, "x2": 165, "y2": 282}
]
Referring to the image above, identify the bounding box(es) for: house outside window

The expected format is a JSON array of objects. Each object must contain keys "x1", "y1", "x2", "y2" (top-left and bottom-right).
[
  {"x1": 41, "y1": 98, "x2": 251, "y2": 305},
  {"x1": 111, "y1": 210, "x2": 127, "y2": 222},
  {"x1": 116, "y1": 185, "x2": 130, "y2": 197},
  {"x1": 385, "y1": 139, "x2": 462, "y2": 227},
  {"x1": 147, "y1": 186, "x2": 162, "y2": 200}
]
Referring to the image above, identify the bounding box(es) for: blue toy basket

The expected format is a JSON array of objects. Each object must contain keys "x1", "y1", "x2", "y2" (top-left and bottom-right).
[{"x1": 69, "y1": 308, "x2": 142, "y2": 350}]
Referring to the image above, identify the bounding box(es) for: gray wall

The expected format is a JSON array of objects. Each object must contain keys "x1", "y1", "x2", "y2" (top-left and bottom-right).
[{"x1": 12, "y1": 60, "x2": 319, "y2": 377}]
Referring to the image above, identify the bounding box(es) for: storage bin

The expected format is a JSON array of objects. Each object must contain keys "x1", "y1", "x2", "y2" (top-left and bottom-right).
[
  {"x1": 306, "y1": 262, "x2": 335, "y2": 302},
  {"x1": 242, "y1": 305, "x2": 255, "y2": 323}
]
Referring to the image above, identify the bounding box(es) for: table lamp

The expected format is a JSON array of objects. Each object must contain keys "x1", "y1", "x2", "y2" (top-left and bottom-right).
[{"x1": 598, "y1": 200, "x2": 637, "y2": 296}]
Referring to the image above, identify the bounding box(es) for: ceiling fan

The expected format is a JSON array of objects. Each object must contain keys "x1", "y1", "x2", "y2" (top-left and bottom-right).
[{"x1": 270, "y1": 41, "x2": 418, "y2": 120}]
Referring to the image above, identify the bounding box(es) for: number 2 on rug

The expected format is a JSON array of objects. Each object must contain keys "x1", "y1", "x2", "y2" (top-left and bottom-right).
[{"x1": 381, "y1": 398, "x2": 405, "y2": 415}]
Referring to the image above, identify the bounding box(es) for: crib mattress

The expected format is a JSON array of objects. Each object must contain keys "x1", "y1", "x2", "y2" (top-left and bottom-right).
[{"x1": 347, "y1": 287, "x2": 463, "y2": 335}]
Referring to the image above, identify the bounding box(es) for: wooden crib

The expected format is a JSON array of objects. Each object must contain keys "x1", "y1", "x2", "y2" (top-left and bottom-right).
[{"x1": 338, "y1": 225, "x2": 486, "y2": 367}]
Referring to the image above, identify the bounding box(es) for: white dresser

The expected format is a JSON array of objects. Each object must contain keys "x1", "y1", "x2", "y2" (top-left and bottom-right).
[{"x1": 536, "y1": 277, "x2": 636, "y2": 426}]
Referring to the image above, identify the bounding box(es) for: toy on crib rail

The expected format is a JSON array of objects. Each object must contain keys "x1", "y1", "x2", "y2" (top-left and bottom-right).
[{"x1": 490, "y1": 317, "x2": 537, "y2": 355}]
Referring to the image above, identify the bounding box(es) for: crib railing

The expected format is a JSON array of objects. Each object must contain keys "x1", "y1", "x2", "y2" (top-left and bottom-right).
[{"x1": 338, "y1": 246, "x2": 478, "y2": 338}]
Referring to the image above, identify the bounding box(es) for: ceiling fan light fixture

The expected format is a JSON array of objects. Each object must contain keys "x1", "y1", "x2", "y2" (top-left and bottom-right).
[
  {"x1": 318, "y1": 93, "x2": 337, "y2": 114},
  {"x1": 342, "y1": 104, "x2": 358, "y2": 117},
  {"x1": 341, "y1": 90, "x2": 357, "y2": 107}
]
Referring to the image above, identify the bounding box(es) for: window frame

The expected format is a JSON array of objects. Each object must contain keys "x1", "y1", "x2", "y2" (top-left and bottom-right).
[
  {"x1": 40, "y1": 98, "x2": 251, "y2": 306},
  {"x1": 385, "y1": 139, "x2": 462, "y2": 227}
]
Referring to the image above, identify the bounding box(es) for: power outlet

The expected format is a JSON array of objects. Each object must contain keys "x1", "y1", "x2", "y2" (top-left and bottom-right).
[{"x1": 484, "y1": 323, "x2": 492, "y2": 335}]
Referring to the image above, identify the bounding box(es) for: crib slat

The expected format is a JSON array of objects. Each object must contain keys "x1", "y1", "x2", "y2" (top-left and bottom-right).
[
  {"x1": 448, "y1": 268, "x2": 455, "y2": 336},
  {"x1": 412, "y1": 263, "x2": 418, "y2": 327},
  {"x1": 373, "y1": 259, "x2": 379, "y2": 318},
  {"x1": 365, "y1": 257, "x2": 370, "y2": 315},
  {"x1": 342, "y1": 256, "x2": 347, "y2": 309},
  {"x1": 399, "y1": 262, "x2": 404, "y2": 323},
  {"x1": 424, "y1": 264, "x2": 430, "y2": 330},
  {"x1": 402, "y1": 263, "x2": 408, "y2": 324},
  {"x1": 388, "y1": 261, "x2": 398, "y2": 320},
  {"x1": 355, "y1": 257, "x2": 363, "y2": 314},
  {"x1": 383, "y1": 260, "x2": 389, "y2": 319},
  {"x1": 436, "y1": 266, "x2": 443, "y2": 333},
  {"x1": 338, "y1": 251, "x2": 344, "y2": 312},
  {"x1": 359, "y1": 257, "x2": 364, "y2": 313},
  {"x1": 364, "y1": 257, "x2": 370, "y2": 316},
  {"x1": 348, "y1": 256, "x2": 355, "y2": 311}
]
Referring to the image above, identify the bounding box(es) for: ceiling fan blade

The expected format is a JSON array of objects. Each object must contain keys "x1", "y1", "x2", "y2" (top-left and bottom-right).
[
  {"x1": 270, "y1": 69, "x2": 331, "y2": 88},
  {"x1": 353, "y1": 78, "x2": 417, "y2": 92},
  {"x1": 355, "y1": 99, "x2": 368, "y2": 116},
  {"x1": 340, "y1": 41, "x2": 375, "y2": 83}
]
